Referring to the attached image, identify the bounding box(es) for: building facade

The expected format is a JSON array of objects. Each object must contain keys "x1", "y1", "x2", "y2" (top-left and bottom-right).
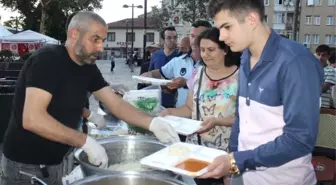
[
  {"x1": 299, "y1": 0, "x2": 336, "y2": 52},
  {"x1": 102, "y1": 18, "x2": 160, "y2": 59},
  {"x1": 164, "y1": 0, "x2": 336, "y2": 53},
  {"x1": 264, "y1": 0, "x2": 336, "y2": 52}
]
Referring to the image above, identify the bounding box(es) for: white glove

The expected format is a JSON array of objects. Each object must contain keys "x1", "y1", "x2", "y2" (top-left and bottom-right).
[
  {"x1": 81, "y1": 136, "x2": 108, "y2": 169},
  {"x1": 87, "y1": 112, "x2": 106, "y2": 129},
  {"x1": 149, "y1": 117, "x2": 180, "y2": 144}
]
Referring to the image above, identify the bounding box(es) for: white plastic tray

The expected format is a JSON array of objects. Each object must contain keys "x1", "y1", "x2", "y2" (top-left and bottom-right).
[
  {"x1": 159, "y1": 116, "x2": 202, "y2": 135},
  {"x1": 140, "y1": 142, "x2": 227, "y2": 177},
  {"x1": 132, "y1": 76, "x2": 173, "y2": 85}
]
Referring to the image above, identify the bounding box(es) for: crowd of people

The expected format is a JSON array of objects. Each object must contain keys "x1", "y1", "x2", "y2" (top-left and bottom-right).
[{"x1": 0, "y1": 0, "x2": 333, "y2": 185}]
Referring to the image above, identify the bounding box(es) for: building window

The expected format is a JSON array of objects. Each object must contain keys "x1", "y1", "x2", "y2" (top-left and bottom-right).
[
  {"x1": 334, "y1": 35, "x2": 336, "y2": 44},
  {"x1": 107, "y1": 32, "x2": 115, "y2": 42},
  {"x1": 264, "y1": 0, "x2": 270, "y2": 6},
  {"x1": 275, "y1": 12, "x2": 285, "y2": 23},
  {"x1": 325, "y1": 35, "x2": 334, "y2": 44},
  {"x1": 312, "y1": 34, "x2": 320, "y2": 44},
  {"x1": 313, "y1": 16, "x2": 320, "y2": 25},
  {"x1": 305, "y1": 16, "x2": 312, "y2": 25},
  {"x1": 326, "y1": 16, "x2": 334, "y2": 25},
  {"x1": 274, "y1": 0, "x2": 283, "y2": 5},
  {"x1": 328, "y1": 0, "x2": 336, "y2": 5},
  {"x1": 307, "y1": 0, "x2": 314, "y2": 5},
  {"x1": 126, "y1": 32, "x2": 135, "y2": 42},
  {"x1": 304, "y1": 34, "x2": 311, "y2": 43},
  {"x1": 264, "y1": 15, "x2": 268, "y2": 23},
  {"x1": 146, "y1": 33, "x2": 155, "y2": 42},
  {"x1": 314, "y1": 0, "x2": 322, "y2": 5}
]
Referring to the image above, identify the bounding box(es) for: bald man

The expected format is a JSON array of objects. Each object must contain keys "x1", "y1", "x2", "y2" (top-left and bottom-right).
[
  {"x1": 178, "y1": 36, "x2": 191, "y2": 56},
  {"x1": 0, "y1": 11, "x2": 179, "y2": 185}
]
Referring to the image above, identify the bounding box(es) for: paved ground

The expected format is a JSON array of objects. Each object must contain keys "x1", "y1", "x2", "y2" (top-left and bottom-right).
[{"x1": 88, "y1": 58, "x2": 141, "y2": 111}]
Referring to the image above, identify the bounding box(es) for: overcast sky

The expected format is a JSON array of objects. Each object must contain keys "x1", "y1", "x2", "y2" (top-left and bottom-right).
[{"x1": 0, "y1": 0, "x2": 161, "y2": 24}]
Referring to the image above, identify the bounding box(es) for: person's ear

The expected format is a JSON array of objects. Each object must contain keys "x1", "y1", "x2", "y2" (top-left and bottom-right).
[{"x1": 246, "y1": 12, "x2": 261, "y2": 30}]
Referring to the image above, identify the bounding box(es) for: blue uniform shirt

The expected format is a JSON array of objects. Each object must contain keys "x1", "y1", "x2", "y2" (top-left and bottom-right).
[
  {"x1": 230, "y1": 30, "x2": 323, "y2": 184},
  {"x1": 160, "y1": 54, "x2": 200, "y2": 107},
  {"x1": 149, "y1": 49, "x2": 178, "y2": 108}
]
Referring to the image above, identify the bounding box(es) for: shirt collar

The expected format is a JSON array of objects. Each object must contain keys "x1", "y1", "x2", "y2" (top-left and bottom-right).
[
  {"x1": 182, "y1": 53, "x2": 191, "y2": 59},
  {"x1": 241, "y1": 29, "x2": 281, "y2": 63}
]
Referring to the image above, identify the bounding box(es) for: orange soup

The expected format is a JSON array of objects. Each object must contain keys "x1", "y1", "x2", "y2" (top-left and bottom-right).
[{"x1": 175, "y1": 158, "x2": 210, "y2": 172}]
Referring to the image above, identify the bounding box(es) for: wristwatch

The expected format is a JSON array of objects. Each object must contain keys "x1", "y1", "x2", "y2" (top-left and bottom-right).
[{"x1": 229, "y1": 152, "x2": 240, "y2": 175}]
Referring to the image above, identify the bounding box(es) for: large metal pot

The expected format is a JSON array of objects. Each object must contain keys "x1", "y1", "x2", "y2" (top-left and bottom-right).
[
  {"x1": 70, "y1": 172, "x2": 188, "y2": 185},
  {"x1": 74, "y1": 136, "x2": 176, "y2": 178}
]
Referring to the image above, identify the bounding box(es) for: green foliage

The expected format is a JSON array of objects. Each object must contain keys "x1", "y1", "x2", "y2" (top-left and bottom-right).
[
  {"x1": 174, "y1": 0, "x2": 211, "y2": 23},
  {"x1": 20, "y1": 51, "x2": 34, "y2": 61},
  {"x1": 0, "y1": 50, "x2": 13, "y2": 61},
  {"x1": 3, "y1": 15, "x2": 25, "y2": 30},
  {"x1": 0, "y1": 0, "x2": 103, "y2": 42},
  {"x1": 149, "y1": 4, "x2": 170, "y2": 30}
]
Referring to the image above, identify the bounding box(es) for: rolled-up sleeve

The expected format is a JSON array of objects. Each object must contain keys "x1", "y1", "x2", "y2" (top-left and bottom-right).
[
  {"x1": 233, "y1": 55, "x2": 324, "y2": 173},
  {"x1": 159, "y1": 57, "x2": 176, "y2": 79}
]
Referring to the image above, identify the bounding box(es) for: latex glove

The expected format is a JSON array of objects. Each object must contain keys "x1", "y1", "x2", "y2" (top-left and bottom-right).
[
  {"x1": 81, "y1": 136, "x2": 108, "y2": 169},
  {"x1": 110, "y1": 83, "x2": 130, "y2": 95},
  {"x1": 87, "y1": 112, "x2": 106, "y2": 129},
  {"x1": 149, "y1": 117, "x2": 180, "y2": 143}
]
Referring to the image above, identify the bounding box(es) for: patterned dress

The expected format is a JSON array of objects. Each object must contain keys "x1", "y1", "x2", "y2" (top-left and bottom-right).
[{"x1": 186, "y1": 66, "x2": 238, "y2": 152}]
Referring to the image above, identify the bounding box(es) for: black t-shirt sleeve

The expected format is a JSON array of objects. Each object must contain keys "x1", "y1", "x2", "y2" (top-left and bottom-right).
[
  {"x1": 25, "y1": 51, "x2": 61, "y2": 94},
  {"x1": 88, "y1": 64, "x2": 108, "y2": 93}
]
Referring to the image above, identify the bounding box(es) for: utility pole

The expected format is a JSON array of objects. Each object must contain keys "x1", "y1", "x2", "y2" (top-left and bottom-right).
[
  {"x1": 143, "y1": 0, "x2": 148, "y2": 62},
  {"x1": 131, "y1": 3, "x2": 134, "y2": 55},
  {"x1": 125, "y1": 21, "x2": 128, "y2": 58},
  {"x1": 293, "y1": 0, "x2": 301, "y2": 41}
]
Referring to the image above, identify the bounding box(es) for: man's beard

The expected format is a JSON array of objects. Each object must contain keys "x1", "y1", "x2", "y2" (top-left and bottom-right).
[{"x1": 74, "y1": 42, "x2": 98, "y2": 65}]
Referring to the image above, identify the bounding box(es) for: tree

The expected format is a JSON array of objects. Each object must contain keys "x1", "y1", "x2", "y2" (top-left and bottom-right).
[
  {"x1": 174, "y1": 0, "x2": 211, "y2": 23},
  {"x1": 3, "y1": 16, "x2": 25, "y2": 30},
  {"x1": 149, "y1": 3, "x2": 170, "y2": 30},
  {"x1": 0, "y1": 0, "x2": 103, "y2": 41}
]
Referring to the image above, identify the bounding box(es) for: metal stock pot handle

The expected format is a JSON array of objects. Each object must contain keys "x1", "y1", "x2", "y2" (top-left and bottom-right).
[{"x1": 19, "y1": 170, "x2": 48, "y2": 185}]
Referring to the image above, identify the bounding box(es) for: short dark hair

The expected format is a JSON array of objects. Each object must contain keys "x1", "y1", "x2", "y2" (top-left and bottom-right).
[
  {"x1": 208, "y1": 0, "x2": 265, "y2": 22},
  {"x1": 329, "y1": 52, "x2": 335, "y2": 64},
  {"x1": 160, "y1": 26, "x2": 176, "y2": 39},
  {"x1": 191, "y1": 20, "x2": 212, "y2": 28},
  {"x1": 316, "y1": 44, "x2": 330, "y2": 55},
  {"x1": 197, "y1": 27, "x2": 241, "y2": 67}
]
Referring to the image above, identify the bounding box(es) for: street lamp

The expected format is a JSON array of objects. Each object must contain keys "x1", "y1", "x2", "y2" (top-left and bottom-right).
[
  {"x1": 143, "y1": 0, "x2": 148, "y2": 62},
  {"x1": 125, "y1": 20, "x2": 129, "y2": 58},
  {"x1": 123, "y1": 4, "x2": 143, "y2": 56}
]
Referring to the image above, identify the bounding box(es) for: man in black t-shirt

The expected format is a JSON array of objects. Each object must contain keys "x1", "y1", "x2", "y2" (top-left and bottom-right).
[{"x1": 0, "y1": 11, "x2": 179, "y2": 185}]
